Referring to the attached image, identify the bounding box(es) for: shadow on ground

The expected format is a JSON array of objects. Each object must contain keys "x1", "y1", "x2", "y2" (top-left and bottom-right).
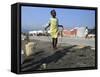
[{"x1": 21, "y1": 44, "x2": 95, "y2": 72}]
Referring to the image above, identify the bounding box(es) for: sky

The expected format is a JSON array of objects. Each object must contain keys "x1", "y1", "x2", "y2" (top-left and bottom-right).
[{"x1": 21, "y1": 6, "x2": 95, "y2": 32}]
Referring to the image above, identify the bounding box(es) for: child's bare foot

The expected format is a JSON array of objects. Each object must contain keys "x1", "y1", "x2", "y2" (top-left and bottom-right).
[{"x1": 53, "y1": 47, "x2": 57, "y2": 50}]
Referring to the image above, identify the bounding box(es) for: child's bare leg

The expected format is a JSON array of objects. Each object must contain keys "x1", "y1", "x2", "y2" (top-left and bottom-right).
[
  {"x1": 55, "y1": 38, "x2": 58, "y2": 48},
  {"x1": 52, "y1": 38, "x2": 55, "y2": 48},
  {"x1": 52, "y1": 38, "x2": 58, "y2": 49}
]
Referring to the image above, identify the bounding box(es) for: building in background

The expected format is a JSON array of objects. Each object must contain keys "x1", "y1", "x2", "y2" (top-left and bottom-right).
[{"x1": 27, "y1": 26, "x2": 95, "y2": 38}]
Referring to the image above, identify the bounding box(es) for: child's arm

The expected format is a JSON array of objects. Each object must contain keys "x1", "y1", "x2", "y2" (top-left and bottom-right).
[
  {"x1": 45, "y1": 23, "x2": 50, "y2": 30},
  {"x1": 58, "y1": 25, "x2": 64, "y2": 30}
]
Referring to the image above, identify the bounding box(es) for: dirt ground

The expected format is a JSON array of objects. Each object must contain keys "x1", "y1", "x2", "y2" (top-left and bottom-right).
[{"x1": 21, "y1": 39, "x2": 95, "y2": 72}]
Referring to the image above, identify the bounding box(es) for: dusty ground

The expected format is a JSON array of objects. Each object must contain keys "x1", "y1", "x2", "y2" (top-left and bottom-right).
[{"x1": 21, "y1": 39, "x2": 95, "y2": 72}]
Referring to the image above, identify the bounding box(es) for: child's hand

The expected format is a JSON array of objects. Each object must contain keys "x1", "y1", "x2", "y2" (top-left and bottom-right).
[{"x1": 45, "y1": 27, "x2": 47, "y2": 31}]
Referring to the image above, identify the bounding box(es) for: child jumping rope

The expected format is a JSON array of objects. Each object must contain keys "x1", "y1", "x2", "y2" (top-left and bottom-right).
[{"x1": 45, "y1": 9, "x2": 59, "y2": 49}]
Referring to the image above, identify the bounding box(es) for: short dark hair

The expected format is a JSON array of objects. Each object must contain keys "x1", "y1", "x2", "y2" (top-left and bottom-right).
[{"x1": 50, "y1": 9, "x2": 56, "y2": 14}]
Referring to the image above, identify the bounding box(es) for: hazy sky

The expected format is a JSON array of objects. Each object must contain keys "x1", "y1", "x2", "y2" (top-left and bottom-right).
[{"x1": 21, "y1": 6, "x2": 95, "y2": 32}]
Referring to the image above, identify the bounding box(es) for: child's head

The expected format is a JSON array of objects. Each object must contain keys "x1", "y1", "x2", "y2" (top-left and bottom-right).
[{"x1": 50, "y1": 9, "x2": 56, "y2": 18}]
